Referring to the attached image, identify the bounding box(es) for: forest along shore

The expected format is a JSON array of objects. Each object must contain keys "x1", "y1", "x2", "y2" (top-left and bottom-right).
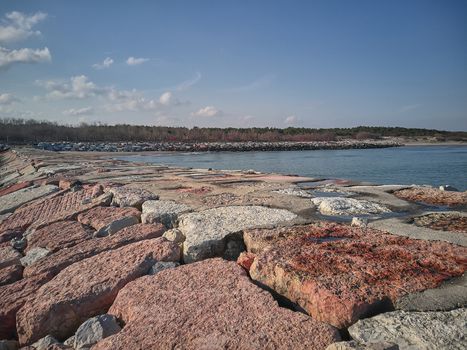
[{"x1": 0, "y1": 147, "x2": 466, "y2": 349}]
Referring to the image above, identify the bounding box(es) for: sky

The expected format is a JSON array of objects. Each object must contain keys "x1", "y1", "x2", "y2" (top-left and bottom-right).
[{"x1": 0, "y1": 0, "x2": 466, "y2": 130}]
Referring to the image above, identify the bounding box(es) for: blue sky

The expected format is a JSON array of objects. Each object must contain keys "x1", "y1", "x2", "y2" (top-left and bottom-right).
[{"x1": 0, "y1": 0, "x2": 466, "y2": 130}]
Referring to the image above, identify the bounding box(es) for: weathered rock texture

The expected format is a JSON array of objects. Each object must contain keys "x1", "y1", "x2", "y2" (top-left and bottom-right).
[
  {"x1": 93, "y1": 258, "x2": 340, "y2": 350},
  {"x1": 108, "y1": 186, "x2": 158, "y2": 208},
  {"x1": 0, "y1": 273, "x2": 51, "y2": 339},
  {"x1": 0, "y1": 185, "x2": 58, "y2": 215},
  {"x1": 245, "y1": 223, "x2": 467, "y2": 328},
  {"x1": 348, "y1": 309, "x2": 467, "y2": 350},
  {"x1": 73, "y1": 314, "x2": 121, "y2": 350},
  {"x1": 25, "y1": 221, "x2": 94, "y2": 253},
  {"x1": 0, "y1": 244, "x2": 22, "y2": 269},
  {"x1": 16, "y1": 238, "x2": 180, "y2": 345},
  {"x1": 326, "y1": 341, "x2": 399, "y2": 350},
  {"x1": 394, "y1": 187, "x2": 467, "y2": 206},
  {"x1": 141, "y1": 200, "x2": 191, "y2": 227},
  {"x1": 20, "y1": 247, "x2": 50, "y2": 267},
  {"x1": 412, "y1": 212, "x2": 467, "y2": 233},
  {"x1": 77, "y1": 206, "x2": 140, "y2": 235},
  {"x1": 178, "y1": 205, "x2": 297, "y2": 263},
  {"x1": 311, "y1": 197, "x2": 391, "y2": 216},
  {"x1": 0, "y1": 181, "x2": 32, "y2": 197},
  {"x1": 0, "y1": 264, "x2": 23, "y2": 286},
  {"x1": 24, "y1": 223, "x2": 166, "y2": 279}
]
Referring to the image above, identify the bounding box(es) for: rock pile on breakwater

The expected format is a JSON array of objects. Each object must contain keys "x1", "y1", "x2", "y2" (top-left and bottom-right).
[
  {"x1": 34, "y1": 139, "x2": 401, "y2": 152},
  {"x1": 0, "y1": 147, "x2": 466, "y2": 350}
]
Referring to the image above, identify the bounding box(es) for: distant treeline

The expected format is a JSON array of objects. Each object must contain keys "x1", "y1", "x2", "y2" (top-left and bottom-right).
[{"x1": 1, "y1": 118, "x2": 466, "y2": 144}]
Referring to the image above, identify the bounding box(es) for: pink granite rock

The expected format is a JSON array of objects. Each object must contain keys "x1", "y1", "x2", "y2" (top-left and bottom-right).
[
  {"x1": 0, "y1": 264, "x2": 23, "y2": 286},
  {"x1": 16, "y1": 238, "x2": 180, "y2": 345},
  {"x1": 77, "y1": 206, "x2": 140, "y2": 235},
  {"x1": 93, "y1": 258, "x2": 340, "y2": 350}
]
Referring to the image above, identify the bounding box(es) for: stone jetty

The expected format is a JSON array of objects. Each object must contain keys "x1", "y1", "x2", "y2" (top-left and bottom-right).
[{"x1": 0, "y1": 146, "x2": 465, "y2": 350}]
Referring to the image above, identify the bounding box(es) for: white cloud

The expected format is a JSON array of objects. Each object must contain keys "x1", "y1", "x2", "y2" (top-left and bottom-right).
[
  {"x1": 0, "y1": 46, "x2": 51, "y2": 70},
  {"x1": 176, "y1": 71, "x2": 201, "y2": 91},
  {"x1": 0, "y1": 93, "x2": 19, "y2": 105},
  {"x1": 37, "y1": 75, "x2": 104, "y2": 99},
  {"x1": 126, "y1": 56, "x2": 149, "y2": 66},
  {"x1": 191, "y1": 106, "x2": 222, "y2": 118},
  {"x1": 0, "y1": 11, "x2": 47, "y2": 44},
  {"x1": 106, "y1": 90, "x2": 181, "y2": 112},
  {"x1": 284, "y1": 115, "x2": 298, "y2": 125},
  {"x1": 63, "y1": 107, "x2": 94, "y2": 116},
  {"x1": 92, "y1": 57, "x2": 113, "y2": 69}
]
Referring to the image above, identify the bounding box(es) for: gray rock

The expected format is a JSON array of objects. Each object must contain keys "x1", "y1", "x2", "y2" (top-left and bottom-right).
[
  {"x1": 10, "y1": 237, "x2": 27, "y2": 251},
  {"x1": 20, "y1": 247, "x2": 50, "y2": 267},
  {"x1": 162, "y1": 228, "x2": 185, "y2": 244},
  {"x1": 94, "y1": 216, "x2": 139, "y2": 237},
  {"x1": 0, "y1": 185, "x2": 58, "y2": 215},
  {"x1": 351, "y1": 217, "x2": 368, "y2": 228},
  {"x1": 74, "y1": 314, "x2": 121, "y2": 350},
  {"x1": 31, "y1": 335, "x2": 59, "y2": 350},
  {"x1": 63, "y1": 335, "x2": 75, "y2": 347},
  {"x1": 141, "y1": 200, "x2": 191, "y2": 228},
  {"x1": 439, "y1": 185, "x2": 458, "y2": 192},
  {"x1": 148, "y1": 261, "x2": 180, "y2": 275},
  {"x1": 348, "y1": 309, "x2": 467, "y2": 350},
  {"x1": 0, "y1": 340, "x2": 19, "y2": 350},
  {"x1": 311, "y1": 197, "x2": 391, "y2": 216},
  {"x1": 179, "y1": 206, "x2": 297, "y2": 263},
  {"x1": 109, "y1": 187, "x2": 158, "y2": 209},
  {"x1": 0, "y1": 245, "x2": 22, "y2": 269},
  {"x1": 326, "y1": 341, "x2": 399, "y2": 350},
  {"x1": 395, "y1": 274, "x2": 466, "y2": 312}
]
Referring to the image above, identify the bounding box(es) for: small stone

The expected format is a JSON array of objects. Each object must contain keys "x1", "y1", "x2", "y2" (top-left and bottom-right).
[
  {"x1": 162, "y1": 228, "x2": 185, "y2": 244},
  {"x1": 351, "y1": 217, "x2": 368, "y2": 228},
  {"x1": 31, "y1": 335, "x2": 59, "y2": 350},
  {"x1": 148, "y1": 261, "x2": 179, "y2": 275},
  {"x1": 74, "y1": 314, "x2": 121, "y2": 350},
  {"x1": 20, "y1": 247, "x2": 50, "y2": 267},
  {"x1": 63, "y1": 336, "x2": 75, "y2": 347},
  {"x1": 91, "y1": 184, "x2": 104, "y2": 198},
  {"x1": 0, "y1": 339, "x2": 19, "y2": 350},
  {"x1": 439, "y1": 185, "x2": 458, "y2": 192},
  {"x1": 10, "y1": 237, "x2": 27, "y2": 251}
]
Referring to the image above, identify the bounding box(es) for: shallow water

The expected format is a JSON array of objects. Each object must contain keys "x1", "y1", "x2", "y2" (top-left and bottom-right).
[{"x1": 116, "y1": 145, "x2": 467, "y2": 190}]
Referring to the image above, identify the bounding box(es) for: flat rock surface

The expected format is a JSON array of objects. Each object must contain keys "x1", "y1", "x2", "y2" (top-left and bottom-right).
[
  {"x1": 16, "y1": 238, "x2": 180, "y2": 345},
  {"x1": 412, "y1": 212, "x2": 467, "y2": 233},
  {"x1": 311, "y1": 197, "x2": 391, "y2": 216},
  {"x1": 394, "y1": 187, "x2": 467, "y2": 206},
  {"x1": 109, "y1": 186, "x2": 158, "y2": 208},
  {"x1": 26, "y1": 220, "x2": 94, "y2": 253},
  {"x1": 77, "y1": 206, "x2": 141, "y2": 231},
  {"x1": 178, "y1": 205, "x2": 297, "y2": 262},
  {"x1": 93, "y1": 258, "x2": 340, "y2": 350},
  {"x1": 141, "y1": 200, "x2": 191, "y2": 227},
  {"x1": 245, "y1": 223, "x2": 467, "y2": 328},
  {"x1": 0, "y1": 185, "x2": 58, "y2": 215},
  {"x1": 348, "y1": 308, "x2": 467, "y2": 350},
  {"x1": 24, "y1": 223, "x2": 166, "y2": 279},
  {"x1": 0, "y1": 181, "x2": 32, "y2": 197}
]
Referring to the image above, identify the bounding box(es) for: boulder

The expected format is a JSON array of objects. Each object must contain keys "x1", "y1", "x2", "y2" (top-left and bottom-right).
[
  {"x1": 0, "y1": 185, "x2": 58, "y2": 215},
  {"x1": 394, "y1": 187, "x2": 467, "y2": 206},
  {"x1": 77, "y1": 207, "x2": 140, "y2": 236},
  {"x1": 24, "y1": 223, "x2": 166, "y2": 279},
  {"x1": 141, "y1": 200, "x2": 191, "y2": 228},
  {"x1": 30, "y1": 335, "x2": 59, "y2": 350},
  {"x1": 0, "y1": 273, "x2": 51, "y2": 340},
  {"x1": 26, "y1": 221, "x2": 94, "y2": 253},
  {"x1": 311, "y1": 197, "x2": 390, "y2": 216},
  {"x1": 108, "y1": 187, "x2": 158, "y2": 209},
  {"x1": 245, "y1": 223, "x2": 466, "y2": 328},
  {"x1": 348, "y1": 309, "x2": 467, "y2": 350},
  {"x1": 16, "y1": 238, "x2": 180, "y2": 345},
  {"x1": 20, "y1": 247, "x2": 50, "y2": 267},
  {"x1": 0, "y1": 244, "x2": 22, "y2": 269},
  {"x1": 178, "y1": 205, "x2": 297, "y2": 263},
  {"x1": 148, "y1": 261, "x2": 179, "y2": 275},
  {"x1": 73, "y1": 314, "x2": 121, "y2": 350},
  {"x1": 92, "y1": 258, "x2": 340, "y2": 350}
]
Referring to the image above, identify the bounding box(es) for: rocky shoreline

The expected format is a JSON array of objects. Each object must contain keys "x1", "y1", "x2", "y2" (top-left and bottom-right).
[
  {"x1": 31, "y1": 139, "x2": 401, "y2": 152},
  {"x1": 0, "y1": 147, "x2": 466, "y2": 350}
]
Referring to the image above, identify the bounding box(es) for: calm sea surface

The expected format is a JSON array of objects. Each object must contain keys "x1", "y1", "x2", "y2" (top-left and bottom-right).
[{"x1": 117, "y1": 145, "x2": 467, "y2": 190}]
